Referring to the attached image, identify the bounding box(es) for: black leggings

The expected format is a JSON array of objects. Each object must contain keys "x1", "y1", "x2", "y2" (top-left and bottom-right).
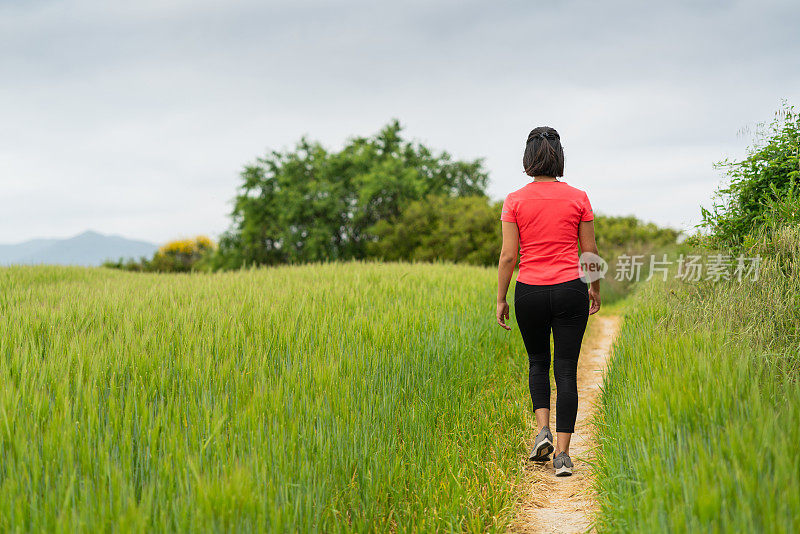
[{"x1": 513, "y1": 277, "x2": 589, "y2": 433}]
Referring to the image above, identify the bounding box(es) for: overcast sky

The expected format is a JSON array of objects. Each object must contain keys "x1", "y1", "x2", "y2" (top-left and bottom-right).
[{"x1": 1, "y1": 0, "x2": 798, "y2": 244}]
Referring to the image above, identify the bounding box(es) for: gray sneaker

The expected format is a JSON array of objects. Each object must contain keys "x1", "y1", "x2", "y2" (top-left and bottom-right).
[
  {"x1": 529, "y1": 427, "x2": 554, "y2": 461},
  {"x1": 553, "y1": 451, "x2": 573, "y2": 476}
]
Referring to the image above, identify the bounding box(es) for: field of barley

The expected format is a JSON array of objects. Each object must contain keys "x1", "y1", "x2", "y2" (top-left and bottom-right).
[{"x1": 0, "y1": 262, "x2": 533, "y2": 532}]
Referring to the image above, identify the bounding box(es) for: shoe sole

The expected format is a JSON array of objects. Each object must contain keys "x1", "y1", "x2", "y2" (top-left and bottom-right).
[
  {"x1": 529, "y1": 437, "x2": 554, "y2": 462},
  {"x1": 554, "y1": 464, "x2": 573, "y2": 476}
]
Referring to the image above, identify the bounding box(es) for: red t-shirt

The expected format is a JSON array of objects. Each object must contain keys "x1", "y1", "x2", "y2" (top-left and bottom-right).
[{"x1": 500, "y1": 181, "x2": 594, "y2": 285}]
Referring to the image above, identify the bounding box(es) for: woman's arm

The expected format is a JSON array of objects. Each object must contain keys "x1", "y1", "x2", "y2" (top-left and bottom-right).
[
  {"x1": 578, "y1": 220, "x2": 601, "y2": 315},
  {"x1": 496, "y1": 221, "x2": 520, "y2": 330}
]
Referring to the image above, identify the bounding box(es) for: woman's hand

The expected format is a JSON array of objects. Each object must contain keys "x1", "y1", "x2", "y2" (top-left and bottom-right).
[
  {"x1": 588, "y1": 286, "x2": 601, "y2": 315},
  {"x1": 496, "y1": 300, "x2": 511, "y2": 330}
]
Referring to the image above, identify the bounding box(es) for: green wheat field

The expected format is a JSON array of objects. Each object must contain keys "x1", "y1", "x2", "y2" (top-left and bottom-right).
[{"x1": 0, "y1": 262, "x2": 530, "y2": 532}]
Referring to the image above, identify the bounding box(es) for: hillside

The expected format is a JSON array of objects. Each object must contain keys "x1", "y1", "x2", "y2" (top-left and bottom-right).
[{"x1": 0, "y1": 230, "x2": 158, "y2": 266}]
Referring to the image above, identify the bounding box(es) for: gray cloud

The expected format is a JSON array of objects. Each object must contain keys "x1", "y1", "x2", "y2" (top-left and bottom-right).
[{"x1": 1, "y1": 0, "x2": 798, "y2": 243}]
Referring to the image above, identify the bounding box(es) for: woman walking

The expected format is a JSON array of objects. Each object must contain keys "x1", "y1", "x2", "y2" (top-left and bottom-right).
[{"x1": 496, "y1": 126, "x2": 601, "y2": 477}]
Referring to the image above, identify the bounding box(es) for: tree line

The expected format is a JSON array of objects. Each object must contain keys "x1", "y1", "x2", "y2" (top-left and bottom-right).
[{"x1": 107, "y1": 120, "x2": 678, "y2": 272}]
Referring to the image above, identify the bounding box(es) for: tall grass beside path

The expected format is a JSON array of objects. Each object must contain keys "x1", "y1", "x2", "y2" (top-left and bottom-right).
[{"x1": 594, "y1": 225, "x2": 800, "y2": 532}]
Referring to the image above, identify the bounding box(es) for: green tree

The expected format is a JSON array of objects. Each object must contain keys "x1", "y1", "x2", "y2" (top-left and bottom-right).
[
  {"x1": 368, "y1": 195, "x2": 503, "y2": 266},
  {"x1": 213, "y1": 121, "x2": 489, "y2": 268},
  {"x1": 594, "y1": 215, "x2": 679, "y2": 251}
]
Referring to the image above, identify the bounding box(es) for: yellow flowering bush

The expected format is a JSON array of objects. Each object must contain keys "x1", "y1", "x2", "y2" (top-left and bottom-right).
[{"x1": 151, "y1": 236, "x2": 216, "y2": 272}]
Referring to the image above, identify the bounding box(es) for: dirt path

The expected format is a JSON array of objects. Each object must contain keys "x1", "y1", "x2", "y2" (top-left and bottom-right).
[{"x1": 509, "y1": 315, "x2": 621, "y2": 534}]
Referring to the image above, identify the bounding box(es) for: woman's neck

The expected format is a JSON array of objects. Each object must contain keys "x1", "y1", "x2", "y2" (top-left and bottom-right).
[{"x1": 532, "y1": 175, "x2": 558, "y2": 182}]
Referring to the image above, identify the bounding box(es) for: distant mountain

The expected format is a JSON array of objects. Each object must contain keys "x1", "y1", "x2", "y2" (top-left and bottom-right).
[{"x1": 0, "y1": 230, "x2": 159, "y2": 267}]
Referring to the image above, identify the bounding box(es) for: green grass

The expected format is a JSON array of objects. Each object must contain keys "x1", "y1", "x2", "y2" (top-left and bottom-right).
[
  {"x1": 594, "y1": 225, "x2": 800, "y2": 533},
  {"x1": 0, "y1": 262, "x2": 530, "y2": 532}
]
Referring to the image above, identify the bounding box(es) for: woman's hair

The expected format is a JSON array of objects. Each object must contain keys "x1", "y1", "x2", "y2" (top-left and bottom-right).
[{"x1": 523, "y1": 126, "x2": 564, "y2": 177}]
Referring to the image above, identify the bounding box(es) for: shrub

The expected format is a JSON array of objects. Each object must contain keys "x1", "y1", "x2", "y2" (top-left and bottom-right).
[
  {"x1": 701, "y1": 101, "x2": 800, "y2": 248},
  {"x1": 150, "y1": 236, "x2": 215, "y2": 272},
  {"x1": 104, "y1": 236, "x2": 215, "y2": 273}
]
